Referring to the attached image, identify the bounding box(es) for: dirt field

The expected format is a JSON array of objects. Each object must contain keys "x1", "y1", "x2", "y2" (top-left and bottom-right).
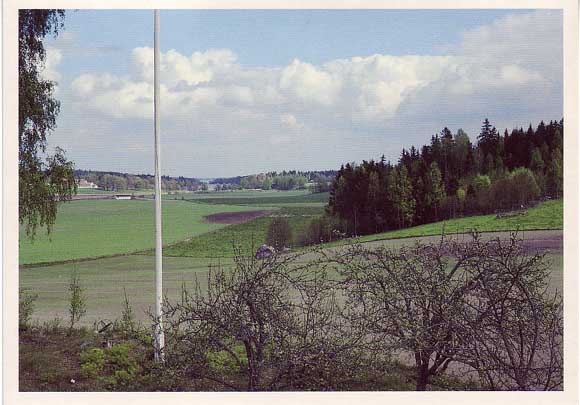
[{"x1": 204, "y1": 210, "x2": 272, "y2": 224}]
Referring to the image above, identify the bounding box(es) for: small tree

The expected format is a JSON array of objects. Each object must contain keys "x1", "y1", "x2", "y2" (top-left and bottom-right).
[
  {"x1": 266, "y1": 217, "x2": 293, "y2": 250},
  {"x1": 68, "y1": 270, "x2": 86, "y2": 332},
  {"x1": 19, "y1": 288, "x2": 38, "y2": 330}
]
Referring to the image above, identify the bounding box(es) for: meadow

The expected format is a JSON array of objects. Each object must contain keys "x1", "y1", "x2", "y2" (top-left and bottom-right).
[
  {"x1": 163, "y1": 206, "x2": 324, "y2": 258},
  {"x1": 164, "y1": 189, "x2": 329, "y2": 207},
  {"x1": 20, "y1": 246, "x2": 563, "y2": 325},
  {"x1": 19, "y1": 199, "x2": 266, "y2": 265},
  {"x1": 19, "y1": 191, "x2": 564, "y2": 326},
  {"x1": 326, "y1": 199, "x2": 563, "y2": 247}
]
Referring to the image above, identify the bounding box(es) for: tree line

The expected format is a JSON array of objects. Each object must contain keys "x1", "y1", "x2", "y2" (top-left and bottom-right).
[
  {"x1": 211, "y1": 170, "x2": 336, "y2": 192},
  {"x1": 75, "y1": 170, "x2": 202, "y2": 192},
  {"x1": 327, "y1": 118, "x2": 563, "y2": 236}
]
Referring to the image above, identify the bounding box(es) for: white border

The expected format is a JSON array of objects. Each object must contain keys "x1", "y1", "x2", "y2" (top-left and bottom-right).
[{"x1": 3, "y1": 1, "x2": 578, "y2": 404}]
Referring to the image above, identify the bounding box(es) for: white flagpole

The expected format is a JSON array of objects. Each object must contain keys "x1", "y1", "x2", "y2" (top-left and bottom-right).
[{"x1": 153, "y1": 9, "x2": 165, "y2": 362}]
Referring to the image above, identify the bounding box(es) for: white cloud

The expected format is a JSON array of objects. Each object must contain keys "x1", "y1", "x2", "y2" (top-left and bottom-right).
[
  {"x1": 41, "y1": 47, "x2": 62, "y2": 82},
  {"x1": 51, "y1": 10, "x2": 562, "y2": 177}
]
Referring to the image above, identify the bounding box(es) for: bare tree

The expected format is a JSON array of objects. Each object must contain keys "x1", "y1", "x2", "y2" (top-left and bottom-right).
[
  {"x1": 452, "y1": 235, "x2": 563, "y2": 390},
  {"x1": 159, "y1": 247, "x2": 361, "y2": 391},
  {"x1": 329, "y1": 233, "x2": 563, "y2": 391}
]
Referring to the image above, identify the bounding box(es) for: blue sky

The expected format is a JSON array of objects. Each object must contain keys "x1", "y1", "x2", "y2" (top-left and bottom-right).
[{"x1": 43, "y1": 9, "x2": 563, "y2": 178}]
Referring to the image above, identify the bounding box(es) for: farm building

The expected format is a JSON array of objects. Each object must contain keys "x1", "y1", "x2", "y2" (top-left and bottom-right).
[{"x1": 77, "y1": 179, "x2": 99, "y2": 189}]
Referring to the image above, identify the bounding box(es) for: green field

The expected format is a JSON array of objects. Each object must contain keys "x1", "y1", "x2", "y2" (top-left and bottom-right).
[
  {"x1": 165, "y1": 189, "x2": 311, "y2": 199},
  {"x1": 181, "y1": 192, "x2": 328, "y2": 206},
  {"x1": 163, "y1": 206, "x2": 325, "y2": 258},
  {"x1": 20, "y1": 247, "x2": 563, "y2": 325},
  {"x1": 19, "y1": 199, "x2": 267, "y2": 265},
  {"x1": 326, "y1": 199, "x2": 563, "y2": 247},
  {"x1": 19, "y1": 192, "x2": 564, "y2": 326},
  {"x1": 163, "y1": 189, "x2": 328, "y2": 206}
]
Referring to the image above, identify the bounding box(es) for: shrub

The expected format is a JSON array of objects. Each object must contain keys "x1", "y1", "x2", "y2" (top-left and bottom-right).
[
  {"x1": 80, "y1": 343, "x2": 140, "y2": 389},
  {"x1": 490, "y1": 167, "x2": 540, "y2": 211},
  {"x1": 266, "y1": 216, "x2": 293, "y2": 250},
  {"x1": 299, "y1": 215, "x2": 347, "y2": 246},
  {"x1": 19, "y1": 288, "x2": 38, "y2": 329}
]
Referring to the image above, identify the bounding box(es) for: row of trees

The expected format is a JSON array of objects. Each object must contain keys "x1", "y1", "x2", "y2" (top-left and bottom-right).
[
  {"x1": 158, "y1": 235, "x2": 562, "y2": 391},
  {"x1": 75, "y1": 170, "x2": 202, "y2": 192},
  {"x1": 211, "y1": 171, "x2": 335, "y2": 192},
  {"x1": 328, "y1": 119, "x2": 563, "y2": 236}
]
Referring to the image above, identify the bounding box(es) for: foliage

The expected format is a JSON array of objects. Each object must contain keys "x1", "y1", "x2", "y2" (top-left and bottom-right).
[
  {"x1": 298, "y1": 215, "x2": 347, "y2": 246},
  {"x1": 490, "y1": 167, "x2": 541, "y2": 211},
  {"x1": 80, "y1": 343, "x2": 140, "y2": 389},
  {"x1": 119, "y1": 288, "x2": 137, "y2": 338},
  {"x1": 75, "y1": 169, "x2": 202, "y2": 191},
  {"x1": 19, "y1": 288, "x2": 38, "y2": 329},
  {"x1": 19, "y1": 10, "x2": 76, "y2": 239},
  {"x1": 328, "y1": 118, "x2": 564, "y2": 237},
  {"x1": 68, "y1": 271, "x2": 86, "y2": 332},
  {"x1": 266, "y1": 216, "x2": 293, "y2": 250}
]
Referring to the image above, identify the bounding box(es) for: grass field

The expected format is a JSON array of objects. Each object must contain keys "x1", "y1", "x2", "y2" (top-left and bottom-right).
[
  {"x1": 163, "y1": 189, "x2": 329, "y2": 206},
  {"x1": 180, "y1": 192, "x2": 329, "y2": 206},
  {"x1": 20, "y1": 244, "x2": 563, "y2": 325},
  {"x1": 19, "y1": 199, "x2": 267, "y2": 265},
  {"x1": 19, "y1": 193, "x2": 564, "y2": 326},
  {"x1": 163, "y1": 206, "x2": 325, "y2": 258},
  {"x1": 164, "y1": 189, "x2": 312, "y2": 200},
  {"x1": 325, "y1": 199, "x2": 563, "y2": 248}
]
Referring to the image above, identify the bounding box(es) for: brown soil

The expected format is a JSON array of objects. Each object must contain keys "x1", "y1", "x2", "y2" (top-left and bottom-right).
[{"x1": 204, "y1": 210, "x2": 271, "y2": 225}]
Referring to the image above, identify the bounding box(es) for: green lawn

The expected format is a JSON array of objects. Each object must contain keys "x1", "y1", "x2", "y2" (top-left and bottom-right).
[
  {"x1": 19, "y1": 199, "x2": 267, "y2": 265},
  {"x1": 163, "y1": 206, "x2": 325, "y2": 258},
  {"x1": 327, "y1": 199, "x2": 563, "y2": 247}
]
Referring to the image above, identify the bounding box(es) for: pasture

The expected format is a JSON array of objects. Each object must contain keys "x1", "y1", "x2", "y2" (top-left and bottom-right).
[
  {"x1": 19, "y1": 199, "x2": 267, "y2": 265},
  {"x1": 20, "y1": 236, "x2": 564, "y2": 325},
  {"x1": 19, "y1": 192, "x2": 565, "y2": 327},
  {"x1": 327, "y1": 199, "x2": 563, "y2": 247},
  {"x1": 163, "y1": 206, "x2": 325, "y2": 258},
  {"x1": 165, "y1": 189, "x2": 329, "y2": 207}
]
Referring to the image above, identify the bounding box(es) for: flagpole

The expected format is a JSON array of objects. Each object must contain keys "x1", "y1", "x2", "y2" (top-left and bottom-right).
[{"x1": 153, "y1": 8, "x2": 165, "y2": 362}]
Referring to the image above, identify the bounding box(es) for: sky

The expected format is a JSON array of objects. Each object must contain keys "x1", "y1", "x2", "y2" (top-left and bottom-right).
[{"x1": 43, "y1": 9, "x2": 563, "y2": 178}]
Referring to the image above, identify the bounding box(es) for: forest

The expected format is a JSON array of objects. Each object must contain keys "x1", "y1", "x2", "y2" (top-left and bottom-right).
[{"x1": 327, "y1": 118, "x2": 564, "y2": 236}]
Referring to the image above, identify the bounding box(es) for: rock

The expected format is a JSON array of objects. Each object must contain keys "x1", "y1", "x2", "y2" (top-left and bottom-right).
[{"x1": 255, "y1": 244, "x2": 276, "y2": 259}]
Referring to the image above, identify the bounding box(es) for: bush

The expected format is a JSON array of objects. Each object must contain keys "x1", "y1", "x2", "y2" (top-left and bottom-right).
[
  {"x1": 299, "y1": 215, "x2": 346, "y2": 246},
  {"x1": 19, "y1": 288, "x2": 38, "y2": 329},
  {"x1": 491, "y1": 167, "x2": 540, "y2": 211},
  {"x1": 332, "y1": 233, "x2": 563, "y2": 391},
  {"x1": 266, "y1": 216, "x2": 293, "y2": 250},
  {"x1": 80, "y1": 343, "x2": 140, "y2": 389}
]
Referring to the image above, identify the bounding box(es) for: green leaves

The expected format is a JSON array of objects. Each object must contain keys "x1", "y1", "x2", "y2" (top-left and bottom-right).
[{"x1": 19, "y1": 10, "x2": 76, "y2": 239}]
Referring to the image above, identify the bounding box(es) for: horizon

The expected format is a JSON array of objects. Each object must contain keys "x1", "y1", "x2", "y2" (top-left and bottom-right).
[{"x1": 44, "y1": 9, "x2": 563, "y2": 178}]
